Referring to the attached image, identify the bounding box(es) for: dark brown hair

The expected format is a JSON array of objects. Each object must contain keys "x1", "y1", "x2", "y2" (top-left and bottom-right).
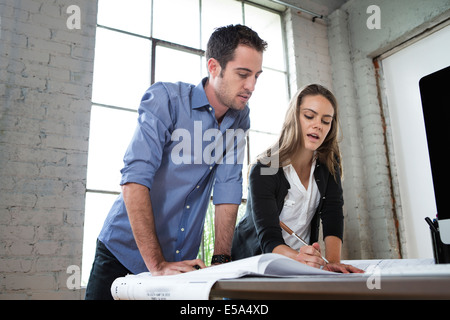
[{"x1": 206, "y1": 24, "x2": 267, "y2": 71}]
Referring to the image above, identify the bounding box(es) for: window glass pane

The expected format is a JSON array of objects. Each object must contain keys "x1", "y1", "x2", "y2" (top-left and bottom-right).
[
  {"x1": 201, "y1": 0, "x2": 243, "y2": 49},
  {"x1": 153, "y1": 0, "x2": 200, "y2": 48},
  {"x1": 92, "y1": 28, "x2": 151, "y2": 110},
  {"x1": 86, "y1": 105, "x2": 137, "y2": 192},
  {"x1": 201, "y1": 56, "x2": 207, "y2": 80},
  {"x1": 81, "y1": 192, "x2": 120, "y2": 285},
  {"x1": 248, "y1": 130, "x2": 278, "y2": 164},
  {"x1": 155, "y1": 46, "x2": 203, "y2": 84},
  {"x1": 249, "y1": 68, "x2": 289, "y2": 134},
  {"x1": 97, "y1": 0, "x2": 152, "y2": 37},
  {"x1": 244, "y1": 4, "x2": 285, "y2": 71}
]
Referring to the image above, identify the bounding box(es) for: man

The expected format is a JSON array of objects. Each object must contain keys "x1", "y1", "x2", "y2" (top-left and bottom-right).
[{"x1": 85, "y1": 25, "x2": 267, "y2": 299}]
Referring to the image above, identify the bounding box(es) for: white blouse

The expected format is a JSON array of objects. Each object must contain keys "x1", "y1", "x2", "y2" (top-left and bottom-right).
[{"x1": 279, "y1": 160, "x2": 320, "y2": 250}]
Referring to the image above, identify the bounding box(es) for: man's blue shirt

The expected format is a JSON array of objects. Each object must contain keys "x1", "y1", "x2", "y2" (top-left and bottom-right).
[{"x1": 98, "y1": 78, "x2": 250, "y2": 274}]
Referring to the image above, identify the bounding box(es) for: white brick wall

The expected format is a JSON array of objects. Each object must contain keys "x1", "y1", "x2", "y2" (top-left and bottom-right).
[
  {"x1": 327, "y1": 0, "x2": 450, "y2": 259},
  {"x1": 327, "y1": 9, "x2": 374, "y2": 259},
  {"x1": 0, "y1": 0, "x2": 97, "y2": 299},
  {"x1": 284, "y1": 9, "x2": 332, "y2": 91},
  {"x1": 327, "y1": 7, "x2": 401, "y2": 259}
]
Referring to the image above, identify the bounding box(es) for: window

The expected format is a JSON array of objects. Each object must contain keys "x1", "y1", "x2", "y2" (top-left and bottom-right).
[
  {"x1": 381, "y1": 25, "x2": 450, "y2": 258},
  {"x1": 82, "y1": 0, "x2": 289, "y2": 284}
]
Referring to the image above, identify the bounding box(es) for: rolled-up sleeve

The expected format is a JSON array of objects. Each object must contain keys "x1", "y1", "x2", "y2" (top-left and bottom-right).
[
  {"x1": 120, "y1": 83, "x2": 173, "y2": 189},
  {"x1": 212, "y1": 181, "x2": 242, "y2": 205}
]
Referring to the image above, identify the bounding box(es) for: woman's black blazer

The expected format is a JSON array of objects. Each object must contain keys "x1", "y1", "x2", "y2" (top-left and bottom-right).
[{"x1": 231, "y1": 161, "x2": 344, "y2": 261}]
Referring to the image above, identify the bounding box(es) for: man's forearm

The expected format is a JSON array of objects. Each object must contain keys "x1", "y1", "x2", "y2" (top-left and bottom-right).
[
  {"x1": 122, "y1": 183, "x2": 165, "y2": 272},
  {"x1": 213, "y1": 203, "x2": 239, "y2": 256}
]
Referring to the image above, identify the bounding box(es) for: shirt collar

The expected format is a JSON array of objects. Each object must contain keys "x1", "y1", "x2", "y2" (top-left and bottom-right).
[
  {"x1": 283, "y1": 158, "x2": 317, "y2": 178},
  {"x1": 191, "y1": 77, "x2": 242, "y2": 121},
  {"x1": 191, "y1": 77, "x2": 210, "y2": 109}
]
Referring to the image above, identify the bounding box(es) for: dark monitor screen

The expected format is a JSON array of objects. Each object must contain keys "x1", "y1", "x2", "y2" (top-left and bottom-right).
[{"x1": 419, "y1": 65, "x2": 450, "y2": 220}]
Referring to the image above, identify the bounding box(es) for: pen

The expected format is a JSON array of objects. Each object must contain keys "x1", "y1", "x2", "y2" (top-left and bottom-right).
[
  {"x1": 425, "y1": 217, "x2": 438, "y2": 233},
  {"x1": 279, "y1": 221, "x2": 329, "y2": 264}
]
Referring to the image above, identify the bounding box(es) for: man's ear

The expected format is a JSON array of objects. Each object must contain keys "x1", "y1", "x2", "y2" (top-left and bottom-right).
[{"x1": 207, "y1": 58, "x2": 221, "y2": 78}]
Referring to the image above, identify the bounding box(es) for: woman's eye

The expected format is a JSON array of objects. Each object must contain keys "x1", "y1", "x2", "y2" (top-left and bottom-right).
[
  {"x1": 304, "y1": 114, "x2": 313, "y2": 120},
  {"x1": 322, "y1": 120, "x2": 331, "y2": 125}
]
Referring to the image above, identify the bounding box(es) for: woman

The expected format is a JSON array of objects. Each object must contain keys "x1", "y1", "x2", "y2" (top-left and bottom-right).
[{"x1": 231, "y1": 84, "x2": 362, "y2": 273}]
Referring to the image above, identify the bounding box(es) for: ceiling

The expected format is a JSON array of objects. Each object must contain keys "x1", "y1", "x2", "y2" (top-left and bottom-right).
[{"x1": 256, "y1": 0, "x2": 349, "y2": 16}]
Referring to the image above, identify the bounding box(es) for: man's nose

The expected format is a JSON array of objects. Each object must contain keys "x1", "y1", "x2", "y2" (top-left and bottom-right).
[{"x1": 244, "y1": 76, "x2": 257, "y2": 92}]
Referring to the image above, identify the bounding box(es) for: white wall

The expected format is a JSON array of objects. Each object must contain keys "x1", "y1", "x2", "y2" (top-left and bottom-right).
[
  {"x1": 328, "y1": 0, "x2": 450, "y2": 259},
  {"x1": 382, "y1": 25, "x2": 450, "y2": 258},
  {"x1": 0, "y1": 0, "x2": 97, "y2": 299}
]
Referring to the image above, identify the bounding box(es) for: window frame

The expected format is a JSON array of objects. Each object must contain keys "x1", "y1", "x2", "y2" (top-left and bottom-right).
[{"x1": 83, "y1": 0, "x2": 290, "y2": 282}]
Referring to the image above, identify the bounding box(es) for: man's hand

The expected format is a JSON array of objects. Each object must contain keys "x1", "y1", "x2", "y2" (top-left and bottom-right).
[{"x1": 150, "y1": 259, "x2": 207, "y2": 276}]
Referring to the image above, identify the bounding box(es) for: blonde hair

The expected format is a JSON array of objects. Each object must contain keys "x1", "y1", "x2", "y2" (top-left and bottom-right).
[{"x1": 256, "y1": 84, "x2": 342, "y2": 179}]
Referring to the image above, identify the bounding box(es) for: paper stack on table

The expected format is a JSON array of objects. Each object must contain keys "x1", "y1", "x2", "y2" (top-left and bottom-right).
[{"x1": 111, "y1": 253, "x2": 332, "y2": 300}]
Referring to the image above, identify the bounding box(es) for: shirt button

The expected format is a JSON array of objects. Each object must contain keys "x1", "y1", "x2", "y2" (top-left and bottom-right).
[
  {"x1": 181, "y1": 228, "x2": 185, "y2": 232},
  {"x1": 196, "y1": 185, "x2": 200, "y2": 189},
  {"x1": 209, "y1": 166, "x2": 213, "y2": 170},
  {"x1": 186, "y1": 205, "x2": 190, "y2": 209},
  {"x1": 176, "y1": 250, "x2": 180, "y2": 254},
  {"x1": 209, "y1": 107, "x2": 212, "y2": 112}
]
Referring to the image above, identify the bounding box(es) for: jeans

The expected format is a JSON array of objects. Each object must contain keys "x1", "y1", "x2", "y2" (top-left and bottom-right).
[{"x1": 85, "y1": 240, "x2": 132, "y2": 300}]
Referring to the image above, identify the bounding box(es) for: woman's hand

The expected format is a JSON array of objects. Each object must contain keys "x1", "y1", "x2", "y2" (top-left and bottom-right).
[
  {"x1": 294, "y1": 242, "x2": 327, "y2": 269},
  {"x1": 323, "y1": 262, "x2": 364, "y2": 273}
]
